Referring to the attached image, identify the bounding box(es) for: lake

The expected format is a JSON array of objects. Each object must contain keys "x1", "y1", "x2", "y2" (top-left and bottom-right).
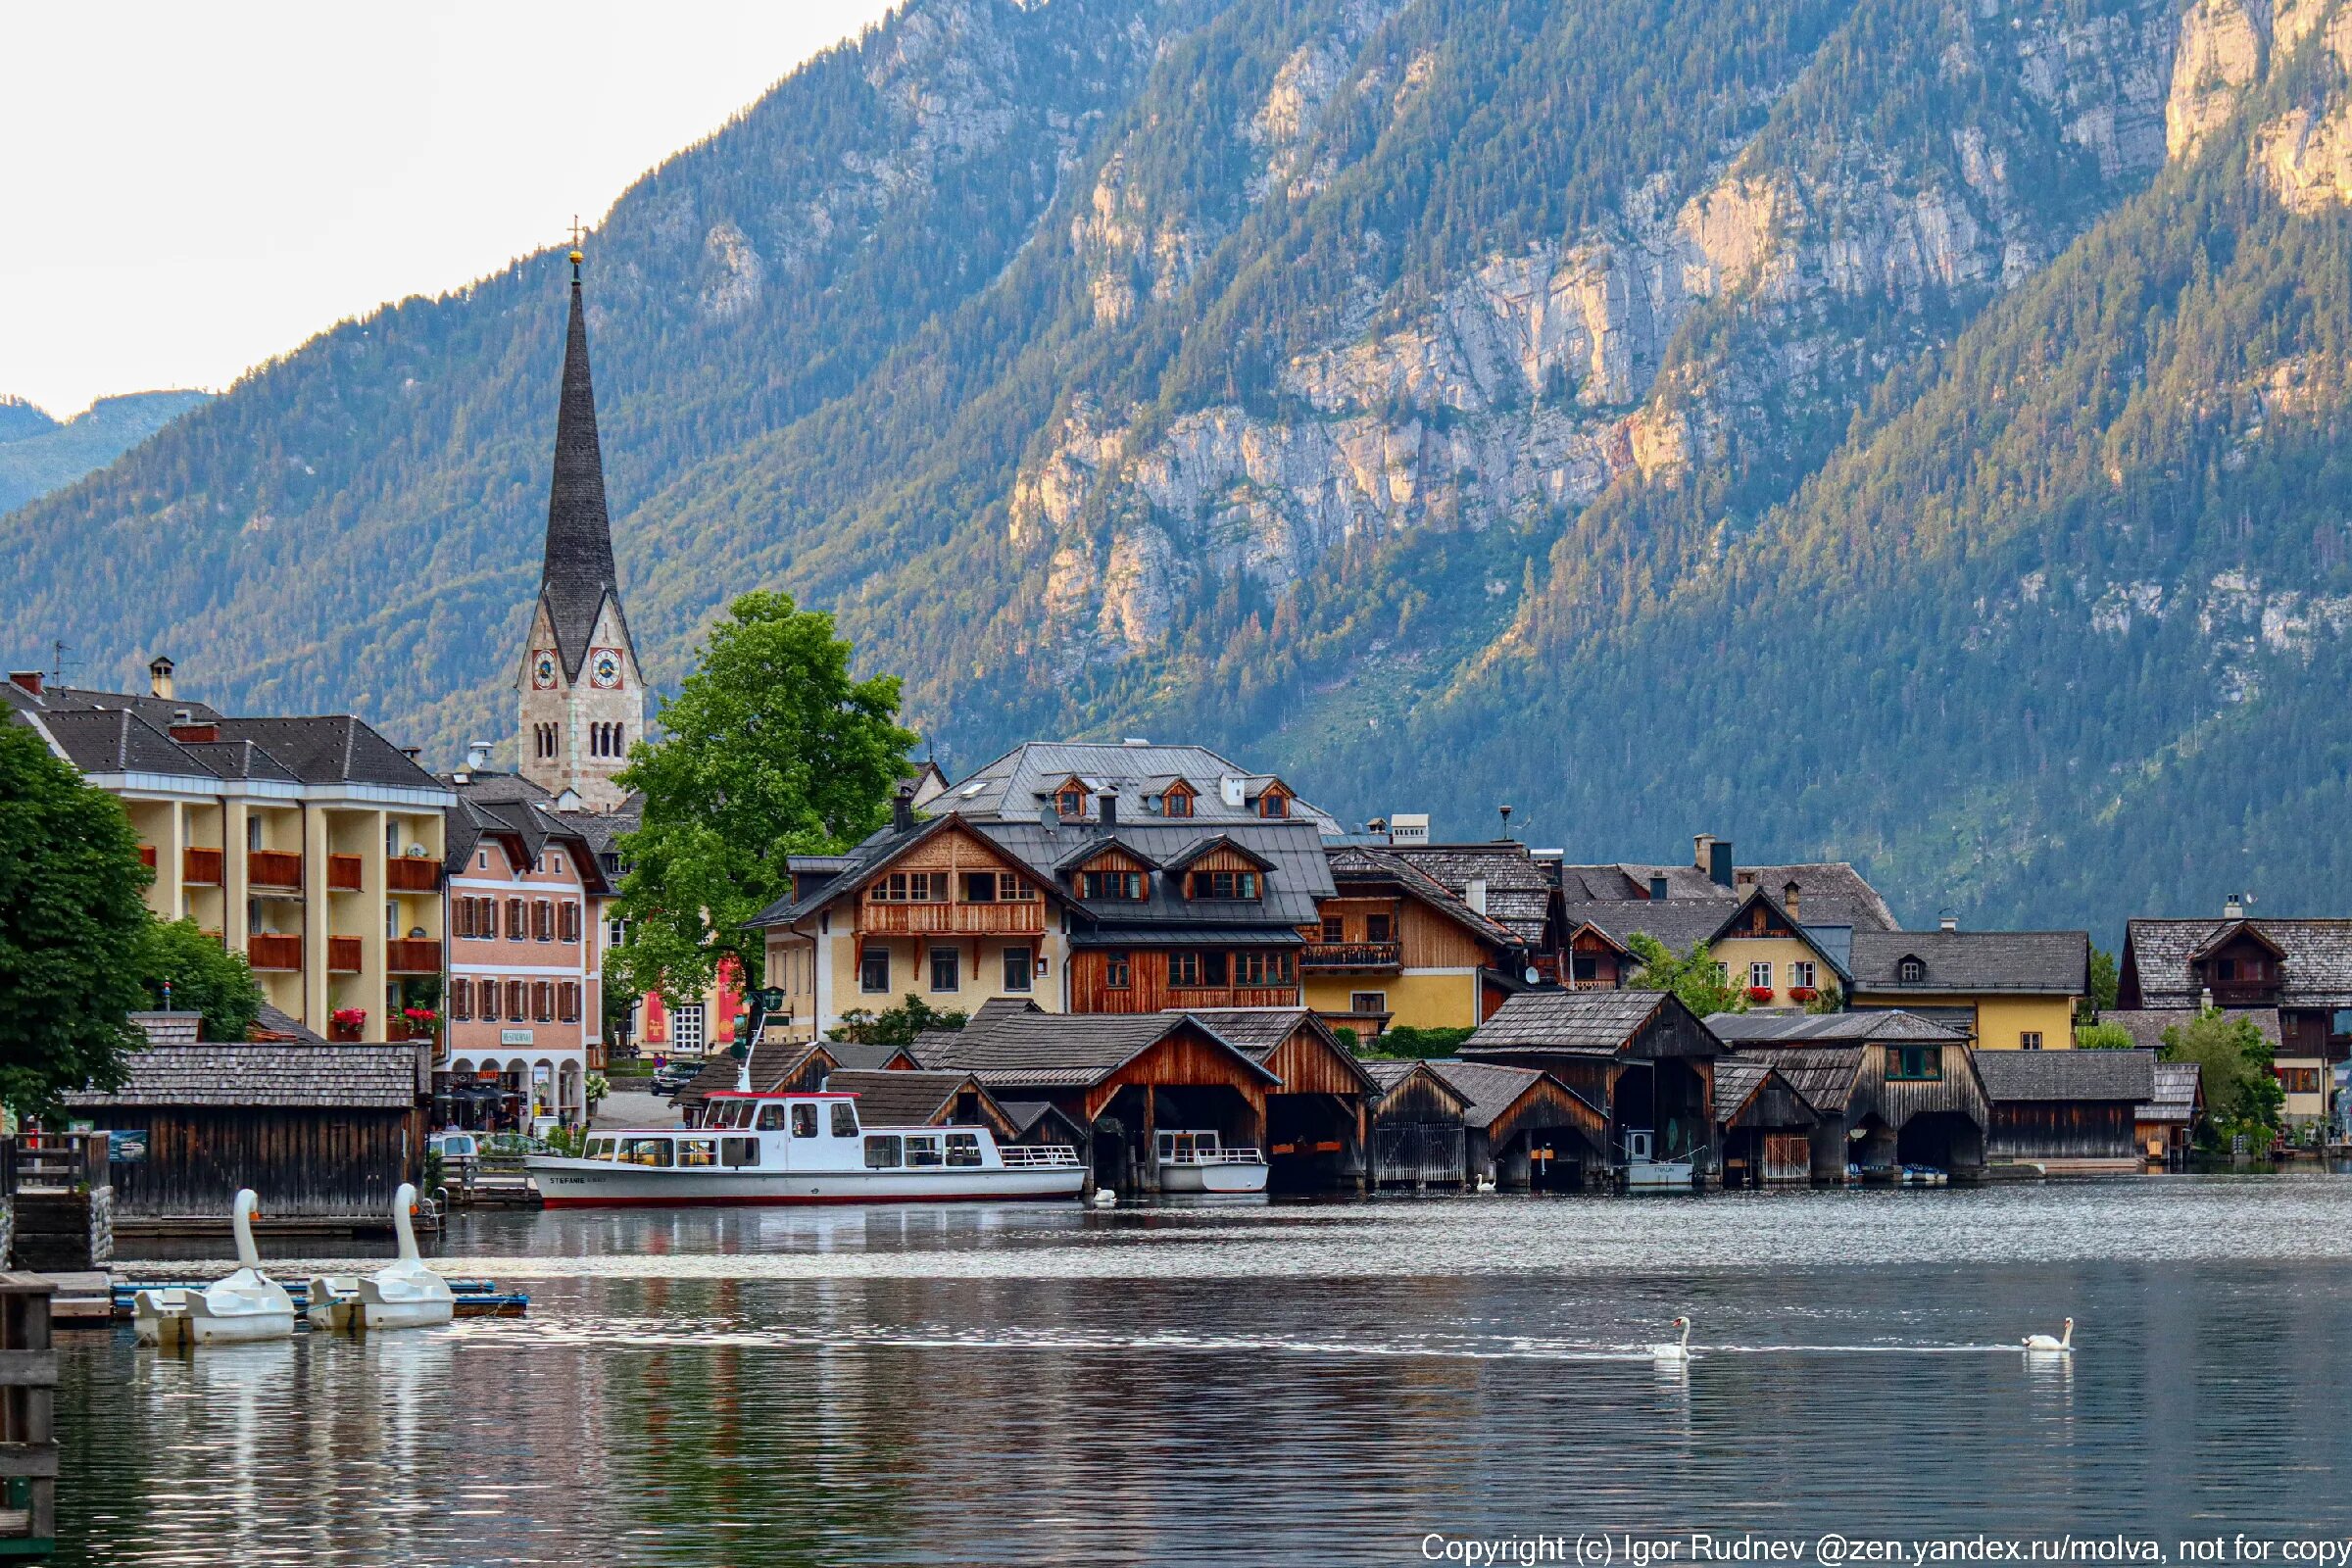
[{"x1": 56, "y1": 1177, "x2": 2352, "y2": 1566}]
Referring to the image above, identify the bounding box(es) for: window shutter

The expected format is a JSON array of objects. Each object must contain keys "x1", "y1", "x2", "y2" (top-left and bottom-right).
[
  {"x1": 451, "y1": 980, "x2": 471, "y2": 1021},
  {"x1": 507, "y1": 980, "x2": 527, "y2": 1019},
  {"x1": 506, "y1": 898, "x2": 525, "y2": 939}
]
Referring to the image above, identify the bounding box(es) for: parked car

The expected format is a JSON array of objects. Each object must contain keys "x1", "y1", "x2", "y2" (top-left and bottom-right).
[
  {"x1": 651, "y1": 1061, "x2": 700, "y2": 1097},
  {"x1": 428, "y1": 1131, "x2": 481, "y2": 1173}
]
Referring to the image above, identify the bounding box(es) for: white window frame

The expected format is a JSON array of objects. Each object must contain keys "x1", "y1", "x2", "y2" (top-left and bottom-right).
[
  {"x1": 1749, "y1": 961, "x2": 1772, "y2": 990},
  {"x1": 1792, "y1": 961, "x2": 1816, "y2": 990}
]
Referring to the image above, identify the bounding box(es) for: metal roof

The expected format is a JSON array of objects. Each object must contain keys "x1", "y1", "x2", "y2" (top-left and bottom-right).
[
  {"x1": 942, "y1": 741, "x2": 1339, "y2": 830},
  {"x1": 1705, "y1": 1010, "x2": 1967, "y2": 1044},
  {"x1": 1973, "y1": 1047, "x2": 2156, "y2": 1102},
  {"x1": 1847, "y1": 930, "x2": 2088, "y2": 995}
]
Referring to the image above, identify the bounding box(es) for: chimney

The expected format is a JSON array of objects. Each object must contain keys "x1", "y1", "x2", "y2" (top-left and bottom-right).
[
  {"x1": 168, "y1": 715, "x2": 219, "y2": 744},
  {"x1": 1466, "y1": 877, "x2": 1489, "y2": 914},
  {"x1": 148, "y1": 655, "x2": 175, "y2": 700},
  {"x1": 1121, "y1": 736, "x2": 1151, "y2": 747},
  {"x1": 1693, "y1": 834, "x2": 1714, "y2": 871},
  {"x1": 1938, "y1": 913, "x2": 1959, "y2": 932},
  {"x1": 466, "y1": 741, "x2": 496, "y2": 772},
  {"x1": 400, "y1": 746, "x2": 422, "y2": 763},
  {"x1": 1099, "y1": 786, "x2": 1118, "y2": 828},
  {"x1": 2224, "y1": 894, "x2": 2244, "y2": 918},
  {"x1": 2200, "y1": 985, "x2": 2216, "y2": 1011},
  {"x1": 1709, "y1": 839, "x2": 1734, "y2": 889},
  {"x1": 892, "y1": 782, "x2": 915, "y2": 834},
  {"x1": 1783, "y1": 880, "x2": 1800, "y2": 921},
  {"x1": 1648, "y1": 873, "x2": 1669, "y2": 901},
  {"x1": 6, "y1": 670, "x2": 40, "y2": 697}
]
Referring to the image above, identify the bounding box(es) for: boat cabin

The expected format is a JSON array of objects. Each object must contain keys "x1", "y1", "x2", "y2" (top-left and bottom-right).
[{"x1": 578, "y1": 1090, "x2": 1029, "y2": 1173}]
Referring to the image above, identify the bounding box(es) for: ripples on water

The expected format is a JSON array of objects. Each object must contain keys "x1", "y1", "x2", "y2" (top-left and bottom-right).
[{"x1": 60, "y1": 1179, "x2": 2352, "y2": 1566}]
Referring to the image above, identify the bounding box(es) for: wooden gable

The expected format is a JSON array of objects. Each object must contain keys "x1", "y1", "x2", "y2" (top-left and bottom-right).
[
  {"x1": 1255, "y1": 1017, "x2": 1378, "y2": 1098},
  {"x1": 1255, "y1": 779, "x2": 1295, "y2": 818},
  {"x1": 1158, "y1": 778, "x2": 1199, "y2": 816}
]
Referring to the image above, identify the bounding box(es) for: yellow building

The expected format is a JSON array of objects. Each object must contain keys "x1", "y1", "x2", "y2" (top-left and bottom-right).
[
  {"x1": 7, "y1": 661, "x2": 451, "y2": 1042},
  {"x1": 1846, "y1": 926, "x2": 2088, "y2": 1050},
  {"x1": 1696, "y1": 887, "x2": 1850, "y2": 1009},
  {"x1": 1303, "y1": 846, "x2": 1529, "y2": 1038}
]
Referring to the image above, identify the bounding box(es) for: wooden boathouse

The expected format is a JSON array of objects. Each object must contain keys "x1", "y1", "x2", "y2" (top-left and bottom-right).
[
  {"x1": 1181, "y1": 1008, "x2": 1376, "y2": 1189},
  {"x1": 821, "y1": 1069, "x2": 1021, "y2": 1143},
  {"x1": 1711, "y1": 1056, "x2": 1821, "y2": 1186},
  {"x1": 1457, "y1": 990, "x2": 1721, "y2": 1172},
  {"x1": 63, "y1": 1013, "x2": 429, "y2": 1232},
  {"x1": 1362, "y1": 1060, "x2": 1470, "y2": 1187},
  {"x1": 1974, "y1": 1048, "x2": 2155, "y2": 1173},
  {"x1": 1706, "y1": 1010, "x2": 1990, "y2": 1182},
  {"x1": 1426, "y1": 1061, "x2": 1607, "y2": 1189}
]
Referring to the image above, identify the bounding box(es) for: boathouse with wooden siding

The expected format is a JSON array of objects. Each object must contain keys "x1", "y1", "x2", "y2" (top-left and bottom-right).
[
  {"x1": 1427, "y1": 1060, "x2": 1606, "y2": 1189},
  {"x1": 823, "y1": 1069, "x2": 1020, "y2": 1144},
  {"x1": 1707, "y1": 1011, "x2": 1990, "y2": 1182},
  {"x1": 2134, "y1": 1061, "x2": 2203, "y2": 1165},
  {"x1": 63, "y1": 1033, "x2": 428, "y2": 1229},
  {"x1": 1361, "y1": 1060, "x2": 1470, "y2": 1188},
  {"x1": 1974, "y1": 1048, "x2": 2155, "y2": 1173},
  {"x1": 997, "y1": 1099, "x2": 1091, "y2": 1149},
  {"x1": 1181, "y1": 1008, "x2": 1376, "y2": 1189},
  {"x1": 1457, "y1": 990, "x2": 1720, "y2": 1172},
  {"x1": 908, "y1": 1006, "x2": 1280, "y2": 1192},
  {"x1": 1711, "y1": 1056, "x2": 1820, "y2": 1187}
]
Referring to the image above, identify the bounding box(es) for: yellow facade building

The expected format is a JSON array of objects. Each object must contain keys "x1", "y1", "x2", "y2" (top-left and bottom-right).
[
  {"x1": 1303, "y1": 846, "x2": 1529, "y2": 1037},
  {"x1": 1846, "y1": 927, "x2": 2088, "y2": 1050}
]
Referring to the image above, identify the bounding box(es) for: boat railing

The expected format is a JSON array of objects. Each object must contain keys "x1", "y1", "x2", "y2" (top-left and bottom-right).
[
  {"x1": 999, "y1": 1145, "x2": 1083, "y2": 1168},
  {"x1": 1159, "y1": 1146, "x2": 1265, "y2": 1165}
]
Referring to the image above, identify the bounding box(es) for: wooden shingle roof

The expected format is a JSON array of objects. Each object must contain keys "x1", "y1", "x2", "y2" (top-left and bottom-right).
[
  {"x1": 65, "y1": 1043, "x2": 425, "y2": 1109},
  {"x1": 1974, "y1": 1048, "x2": 2156, "y2": 1103}
]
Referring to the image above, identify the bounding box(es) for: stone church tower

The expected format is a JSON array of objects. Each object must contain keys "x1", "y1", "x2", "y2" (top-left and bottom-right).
[{"x1": 517, "y1": 247, "x2": 643, "y2": 811}]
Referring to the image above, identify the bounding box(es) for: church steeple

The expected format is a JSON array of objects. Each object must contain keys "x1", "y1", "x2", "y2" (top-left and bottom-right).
[
  {"x1": 538, "y1": 244, "x2": 620, "y2": 683},
  {"x1": 517, "y1": 236, "x2": 643, "y2": 811}
]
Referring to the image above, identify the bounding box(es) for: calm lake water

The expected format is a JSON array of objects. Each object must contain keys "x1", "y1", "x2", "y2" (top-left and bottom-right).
[{"x1": 58, "y1": 1177, "x2": 2352, "y2": 1566}]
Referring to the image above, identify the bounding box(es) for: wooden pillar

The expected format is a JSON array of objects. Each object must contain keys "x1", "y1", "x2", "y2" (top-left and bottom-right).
[
  {"x1": 1353, "y1": 1095, "x2": 1369, "y2": 1195},
  {"x1": 1139, "y1": 1083, "x2": 1157, "y2": 1194}
]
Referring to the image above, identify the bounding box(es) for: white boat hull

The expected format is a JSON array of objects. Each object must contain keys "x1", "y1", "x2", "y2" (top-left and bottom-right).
[
  {"x1": 1624, "y1": 1160, "x2": 1695, "y2": 1192},
  {"x1": 1156, "y1": 1160, "x2": 1269, "y2": 1194},
  {"x1": 526, "y1": 1157, "x2": 1087, "y2": 1206}
]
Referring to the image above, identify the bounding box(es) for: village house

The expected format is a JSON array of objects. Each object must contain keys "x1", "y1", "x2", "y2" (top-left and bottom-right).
[
  {"x1": 1457, "y1": 990, "x2": 1721, "y2": 1172},
  {"x1": 1705, "y1": 1010, "x2": 1991, "y2": 1182},
  {"x1": 2118, "y1": 905, "x2": 2352, "y2": 1127},
  {"x1": 1846, "y1": 927, "x2": 2088, "y2": 1051},
  {"x1": 1973, "y1": 1049, "x2": 2157, "y2": 1173},
  {"x1": 5, "y1": 665, "x2": 451, "y2": 1044},
  {"x1": 1380, "y1": 840, "x2": 1570, "y2": 976},
  {"x1": 1304, "y1": 846, "x2": 1532, "y2": 1040}
]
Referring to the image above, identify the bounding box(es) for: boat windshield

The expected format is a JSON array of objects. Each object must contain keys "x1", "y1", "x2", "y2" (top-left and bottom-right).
[{"x1": 584, "y1": 1137, "x2": 615, "y2": 1160}]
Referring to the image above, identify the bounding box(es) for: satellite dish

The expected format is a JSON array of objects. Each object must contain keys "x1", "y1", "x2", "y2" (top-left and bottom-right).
[{"x1": 1525, "y1": 966, "x2": 1542, "y2": 986}]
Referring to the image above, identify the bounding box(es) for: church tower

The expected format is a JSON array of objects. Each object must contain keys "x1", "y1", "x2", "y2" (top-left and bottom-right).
[{"x1": 517, "y1": 243, "x2": 643, "y2": 811}]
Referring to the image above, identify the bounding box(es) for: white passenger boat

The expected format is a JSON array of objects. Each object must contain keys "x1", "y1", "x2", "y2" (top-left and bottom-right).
[
  {"x1": 525, "y1": 1089, "x2": 1087, "y2": 1206},
  {"x1": 1153, "y1": 1130, "x2": 1268, "y2": 1194}
]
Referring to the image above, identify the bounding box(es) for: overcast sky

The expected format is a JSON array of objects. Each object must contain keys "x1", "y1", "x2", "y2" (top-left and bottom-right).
[{"x1": 2, "y1": 1, "x2": 895, "y2": 416}]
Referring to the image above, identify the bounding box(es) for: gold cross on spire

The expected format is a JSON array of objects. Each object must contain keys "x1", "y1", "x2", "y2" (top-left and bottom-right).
[{"x1": 566, "y1": 214, "x2": 584, "y2": 282}]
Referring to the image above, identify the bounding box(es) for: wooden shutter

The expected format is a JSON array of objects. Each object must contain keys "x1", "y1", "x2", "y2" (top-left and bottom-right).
[
  {"x1": 451, "y1": 979, "x2": 471, "y2": 1021},
  {"x1": 559, "y1": 902, "x2": 579, "y2": 943},
  {"x1": 533, "y1": 900, "x2": 553, "y2": 941},
  {"x1": 533, "y1": 981, "x2": 553, "y2": 1021},
  {"x1": 506, "y1": 898, "x2": 525, "y2": 939},
  {"x1": 506, "y1": 981, "x2": 526, "y2": 1019},
  {"x1": 559, "y1": 982, "x2": 579, "y2": 1022}
]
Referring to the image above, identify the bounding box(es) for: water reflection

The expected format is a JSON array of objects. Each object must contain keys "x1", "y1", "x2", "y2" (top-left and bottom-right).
[{"x1": 55, "y1": 1179, "x2": 2352, "y2": 1565}]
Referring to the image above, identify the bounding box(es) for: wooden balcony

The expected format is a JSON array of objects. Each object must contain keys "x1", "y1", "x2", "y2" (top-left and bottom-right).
[
  {"x1": 247, "y1": 849, "x2": 303, "y2": 890},
  {"x1": 327, "y1": 936, "x2": 364, "y2": 974},
  {"x1": 182, "y1": 846, "x2": 224, "y2": 885},
  {"x1": 1300, "y1": 941, "x2": 1402, "y2": 972},
  {"x1": 246, "y1": 933, "x2": 302, "y2": 971},
  {"x1": 325, "y1": 854, "x2": 365, "y2": 892},
  {"x1": 385, "y1": 857, "x2": 441, "y2": 893},
  {"x1": 1162, "y1": 985, "x2": 1298, "y2": 1009},
  {"x1": 139, "y1": 844, "x2": 158, "y2": 871},
  {"x1": 386, "y1": 938, "x2": 441, "y2": 975},
  {"x1": 858, "y1": 901, "x2": 1046, "y2": 937}
]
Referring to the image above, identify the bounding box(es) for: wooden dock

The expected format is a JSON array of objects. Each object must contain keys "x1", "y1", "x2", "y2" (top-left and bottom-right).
[{"x1": 0, "y1": 1275, "x2": 56, "y2": 1557}]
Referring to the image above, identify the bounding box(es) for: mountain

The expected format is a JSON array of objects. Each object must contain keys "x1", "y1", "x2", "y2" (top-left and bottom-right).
[
  {"x1": 0, "y1": 390, "x2": 211, "y2": 515},
  {"x1": 5, "y1": 0, "x2": 2352, "y2": 933}
]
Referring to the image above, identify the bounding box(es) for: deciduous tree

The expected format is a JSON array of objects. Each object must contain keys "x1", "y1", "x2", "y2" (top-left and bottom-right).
[{"x1": 1627, "y1": 932, "x2": 1748, "y2": 1018}]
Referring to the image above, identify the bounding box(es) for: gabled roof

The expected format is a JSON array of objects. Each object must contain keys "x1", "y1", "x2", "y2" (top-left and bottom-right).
[
  {"x1": 1847, "y1": 930, "x2": 2088, "y2": 995},
  {"x1": 1696, "y1": 888, "x2": 1854, "y2": 980},
  {"x1": 1387, "y1": 843, "x2": 1555, "y2": 946},
  {"x1": 940, "y1": 741, "x2": 1340, "y2": 830},
  {"x1": 828, "y1": 1068, "x2": 1000, "y2": 1130},
  {"x1": 1560, "y1": 898, "x2": 1741, "y2": 956},
  {"x1": 1974, "y1": 1048, "x2": 2156, "y2": 1103},
  {"x1": 1425, "y1": 1059, "x2": 1601, "y2": 1131},
  {"x1": 32, "y1": 703, "x2": 439, "y2": 792},
  {"x1": 442, "y1": 788, "x2": 613, "y2": 892},
  {"x1": 998, "y1": 1099, "x2": 1089, "y2": 1142},
  {"x1": 1705, "y1": 1010, "x2": 1966, "y2": 1045},
  {"x1": 1726, "y1": 1046, "x2": 1866, "y2": 1115},
  {"x1": 2189, "y1": 920, "x2": 2287, "y2": 961},
  {"x1": 1175, "y1": 1006, "x2": 1380, "y2": 1093},
  {"x1": 1054, "y1": 832, "x2": 1164, "y2": 872},
  {"x1": 1328, "y1": 845, "x2": 1522, "y2": 951},
  {"x1": 1164, "y1": 834, "x2": 1277, "y2": 874},
  {"x1": 67, "y1": 1035, "x2": 423, "y2": 1110},
  {"x1": 2123, "y1": 918, "x2": 2352, "y2": 1007},
  {"x1": 1710, "y1": 1056, "x2": 1819, "y2": 1127},
  {"x1": 1461, "y1": 989, "x2": 1676, "y2": 1055},
  {"x1": 677, "y1": 1040, "x2": 830, "y2": 1110},
  {"x1": 38, "y1": 707, "x2": 208, "y2": 777},
  {"x1": 2139, "y1": 1062, "x2": 2203, "y2": 1122},
  {"x1": 1361, "y1": 1057, "x2": 1473, "y2": 1115},
  {"x1": 909, "y1": 1010, "x2": 1281, "y2": 1091},
  {"x1": 748, "y1": 811, "x2": 1072, "y2": 928},
  {"x1": 1556, "y1": 859, "x2": 1900, "y2": 931},
  {"x1": 824, "y1": 1041, "x2": 921, "y2": 1071}
]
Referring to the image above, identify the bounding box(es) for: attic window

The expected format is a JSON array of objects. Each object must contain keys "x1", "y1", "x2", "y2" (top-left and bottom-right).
[
  {"x1": 1898, "y1": 956, "x2": 1926, "y2": 983},
  {"x1": 1056, "y1": 785, "x2": 1087, "y2": 819},
  {"x1": 1257, "y1": 785, "x2": 1290, "y2": 819},
  {"x1": 1196, "y1": 870, "x2": 1259, "y2": 900},
  {"x1": 1080, "y1": 869, "x2": 1146, "y2": 901},
  {"x1": 1163, "y1": 787, "x2": 1194, "y2": 818}
]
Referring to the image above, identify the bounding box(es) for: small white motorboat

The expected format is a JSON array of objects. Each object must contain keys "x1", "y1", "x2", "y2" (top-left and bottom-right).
[
  {"x1": 1620, "y1": 1129, "x2": 1696, "y2": 1193},
  {"x1": 355, "y1": 1183, "x2": 455, "y2": 1330},
  {"x1": 1154, "y1": 1130, "x2": 1268, "y2": 1194},
  {"x1": 135, "y1": 1190, "x2": 296, "y2": 1346}
]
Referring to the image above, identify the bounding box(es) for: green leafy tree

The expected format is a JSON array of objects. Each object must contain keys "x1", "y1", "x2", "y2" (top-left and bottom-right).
[
  {"x1": 1363, "y1": 1025, "x2": 1475, "y2": 1059},
  {"x1": 1803, "y1": 981, "x2": 1844, "y2": 1015},
  {"x1": 830, "y1": 995, "x2": 967, "y2": 1048},
  {"x1": 0, "y1": 722, "x2": 147, "y2": 1114},
  {"x1": 1627, "y1": 932, "x2": 1748, "y2": 1018},
  {"x1": 136, "y1": 917, "x2": 263, "y2": 1042},
  {"x1": 2075, "y1": 1020, "x2": 2135, "y2": 1050},
  {"x1": 2161, "y1": 1007, "x2": 2283, "y2": 1150},
  {"x1": 2080, "y1": 946, "x2": 2121, "y2": 1022},
  {"x1": 610, "y1": 590, "x2": 916, "y2": 999}
]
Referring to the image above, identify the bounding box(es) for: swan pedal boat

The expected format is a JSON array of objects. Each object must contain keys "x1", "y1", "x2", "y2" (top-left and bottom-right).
[
  {"x1": 134, "y1": 1191, "x2": 296, "y2": 1346},
  {"x1": 308, "y1": 1183, "x2": 455, "y2": 1331}
]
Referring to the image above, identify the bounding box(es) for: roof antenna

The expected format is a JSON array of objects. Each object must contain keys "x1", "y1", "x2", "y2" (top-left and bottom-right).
[
  {"x1": 1498, "y1": 803, "x2": 1514, "y2": 841},
  {"x1": 49, "y1": 639, "x2": 76, "y2": 685}
]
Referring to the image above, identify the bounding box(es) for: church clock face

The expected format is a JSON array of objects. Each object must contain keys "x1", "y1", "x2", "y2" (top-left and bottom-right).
[
  {"x1": 531, "y1": 651, "x2": 558, "y2": 690},
  {"x1": 589, "y1": 648, "x2": 623, "y2": 689}
]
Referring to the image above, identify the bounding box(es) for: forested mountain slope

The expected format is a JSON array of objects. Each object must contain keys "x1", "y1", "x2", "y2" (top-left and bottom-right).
[
  {"x1": 6, "y1": 0, "x2": 2350, "y2": 930},
  {"x1": 0, "y1": 391, "x2": 211, "y2": 514}
]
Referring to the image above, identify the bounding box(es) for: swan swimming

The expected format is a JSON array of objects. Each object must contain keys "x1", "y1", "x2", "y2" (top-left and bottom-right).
[
  {"x1": 1649, "y1": 1315, "x2": 1694, "y2": 1361},
  {"x1": 2023, "y1": 1317, "x2": 2075, "y2": 1354}
]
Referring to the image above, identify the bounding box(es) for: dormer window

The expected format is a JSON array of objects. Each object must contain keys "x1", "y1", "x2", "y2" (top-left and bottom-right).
[
  {"x1": 1053, "y1": 778, "x2": 1090, "y2": 820},
  {"x1": 1197, "y1": 870, "x2": 1259, "y2": 900},
  {"x1": 1163, "y1": 785, "x2": 1195, "y2": 819},
  {"x1": 1080, "y1": 869, "x2": 1146, "y2": 901},
  {"x1": 1257, "y1": 783, "x2": 1291, "y2": 819},
  {"x1": 1897, "y1": 956, "x2": 1926, "y2": 983}
]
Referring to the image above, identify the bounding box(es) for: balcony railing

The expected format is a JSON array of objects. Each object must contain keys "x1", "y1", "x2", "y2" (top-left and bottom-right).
[
  {"x1": 1299, "y1": 941, "x2": 1402, "y2": 971},
  {"x1": 859, "y1": 900, "x2": 1046, "y2": 936},
  {"x1": 247, "y1": 849, "x2": 303, "y2": 889},
  {"x1": 325, "y1": 854, "x2": 365, "y2": 892},
  {"x1": 386, "y1": 857, "x2": 441, "y2": 893},
  {"x1": 247, "y1": 933, "x2": 302, "y2": 970},
  {"x1": 139, "y1": 844, "x2": 158, "y2": 870},
  {"x1": 327, "y1": 936, "x2": 364, "y2": 973},
  {"x1": 183, "y1": 846, "x2": 224, "y2": 885},
  {"x1": 386, "y1": 938, "x2": 441, "y2": 974}
]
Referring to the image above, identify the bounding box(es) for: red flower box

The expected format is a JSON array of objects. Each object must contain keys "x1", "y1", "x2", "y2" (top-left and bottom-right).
[
  {"x1": 1788, "y1": 986, "x2": 1818, "y2": 1003},
  {"x1": 1745, "y1": 986, "x2": 1775, "y2": 1003}
]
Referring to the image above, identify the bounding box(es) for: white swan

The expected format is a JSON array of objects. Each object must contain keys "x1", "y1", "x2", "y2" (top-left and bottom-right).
[
  {"x1": 137, "y1": 1191, "x2": 296, "y2": 1346},
  {"x1": 354, "y1": 1183, "x2": 456, "y2": 1330},
  {"x1": 1649, "y1": 1315, "x2": 1694, "y2": 1361},
  {"x1": 1090, "y1": 1188, "x2": 1118, "y2": 1208},
  {"x1": 2023, "y1": 1317, "x2": 2075, "y2": 1353}
]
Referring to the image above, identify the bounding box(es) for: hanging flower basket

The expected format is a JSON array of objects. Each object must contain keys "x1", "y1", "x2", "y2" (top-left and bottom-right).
[
  {"x1": 1744, "y1": 986, "x2": 1775, "y2": 1003},
  {"x1": 401, "y1": 1006, "x2": 440, "y2": 1042}
]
